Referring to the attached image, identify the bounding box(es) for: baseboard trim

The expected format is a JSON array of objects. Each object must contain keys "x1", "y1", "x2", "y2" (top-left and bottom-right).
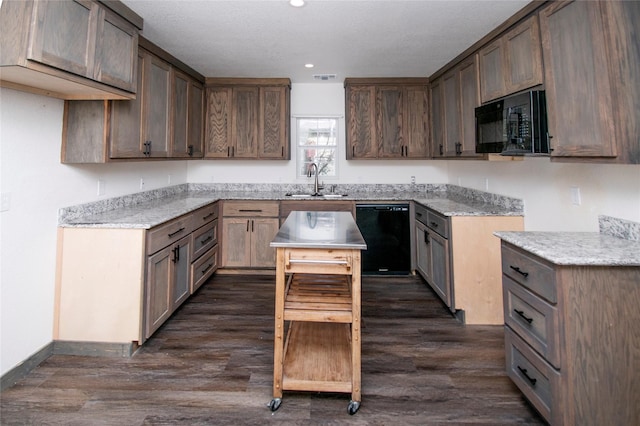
[
  {"x1": 1, "y1": 341, "x2": 138, "y2": 391},
  {"x1": 1, "y1": 342, "x2": 54, "y2": 391}
]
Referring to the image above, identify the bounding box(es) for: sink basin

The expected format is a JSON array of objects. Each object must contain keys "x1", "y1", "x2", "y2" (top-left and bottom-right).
[{"x1": 285, "y1": 193, "x2": 348, "y2": 198}]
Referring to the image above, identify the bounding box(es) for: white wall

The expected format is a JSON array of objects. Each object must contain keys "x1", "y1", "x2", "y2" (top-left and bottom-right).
[
  {"x1": 0, "y1": 88, "x2": 189, "y2": 376},
  {"x1": 1, "y1": 82, "x2": 639, "y2": 378}
]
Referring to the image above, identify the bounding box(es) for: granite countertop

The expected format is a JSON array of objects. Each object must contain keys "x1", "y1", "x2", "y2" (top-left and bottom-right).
[
  {"x1": 495, "y1": 231, "x2": 640, "y2": 266},
  {"x1": 57, "y1": 183, "x2": 524, "y2": 229},
  {"x1": 270, "y1": 211, "x2": 367, "y2": 250}
]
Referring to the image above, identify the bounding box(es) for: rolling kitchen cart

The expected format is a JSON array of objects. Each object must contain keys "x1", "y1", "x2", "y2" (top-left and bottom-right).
[{"x1": 269, "y1": 211, "x2": 367, "y2": 415}]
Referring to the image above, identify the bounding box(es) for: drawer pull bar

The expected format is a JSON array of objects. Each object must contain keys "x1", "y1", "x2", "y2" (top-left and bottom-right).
[
  {"x1": 202, "y1": 212, "x2": 215, "y2": 221},
  {"x1": 201, "y1": 263, "x2": 214, "y2": 275},
  {"x1": 239, "y1": 209, "x2": 263, "y2": 213},
  {"x1": 517, "y1": 366, "x2": 537, "y2": 386},
  {"x1": 514, "y1": 309, "x2": 533, "y2": 324},
  {"x1": 168, "y1": 227, "x2": 186, "y2": 238},
  {"x1": 286, "y1": 258, "x2": 351, "y2": 271},
  {"x1": 509, "y1": 265, "x2": 529, "y2": 277},
  {"x1": 430, "y1": 221, "x2": 439, "y2": 228},
  {"x1": 200, "y1": 235, "x2": 213, "y2": 245}
]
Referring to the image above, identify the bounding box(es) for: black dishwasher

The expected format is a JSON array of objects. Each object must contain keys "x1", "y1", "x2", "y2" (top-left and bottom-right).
[{"x1": 355, "y1": 204, "x2": 410, "y2": 275}]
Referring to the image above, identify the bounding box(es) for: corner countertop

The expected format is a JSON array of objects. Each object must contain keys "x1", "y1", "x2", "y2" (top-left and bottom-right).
[
  {"x1": 270, "y1": 211, "x2": 367, "y2": 250},
  {"x1": 495, "y1": 231, "x2": 640, "y2": 266},
  {"x1": 58, "y1": 184, "x2": 524, "y2": 229}
]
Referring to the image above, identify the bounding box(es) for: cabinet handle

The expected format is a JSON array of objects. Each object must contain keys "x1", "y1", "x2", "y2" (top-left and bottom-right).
[
  {"x1": 246, "y1": 220, "x2": 250, "y2": 231},
  {"x1": 424, "y1": 231, "x2": 430, "y2": 244},
  {"x1": 251, "y1": 219, "x2": 254, "y2": 232},
  {"x1": 416, "y1": 212, "x2": 423, "y2": 217},
  {"x1": 143, "y1": 141, "x2": 152, "y2": 156},
  {"x1": 168, "y1": 227, "x2": 186, "y2": 238},
  {"x1": 352, "y1": 146, "x2": 355, "y2": 157},
  {"x1": 239, "y1": 209, "x2": 263, "y2": 213},
  {"x1": 201, "y1": 263, "x2": 214, "y2": 275},
  {"x1": 281, "y1": 146, "x2": 284, "y2": 157},
  {"x1": 202, "y1": 212, "x2": 215, "y2": 221},
  {"x1": 517, "y1": 366, "x2": 537, "y2": 386},
  {"x1": 188, "y1": 145, "x2": 194, "y2": 157},
  {"x1": 455, "y1": 142, "x2": 462, "y2": 155},
  {"x1": 231, "y1": 146, "x2": 234, "y2": 157},
  {"x1": 439, "y1": 144, "x2": 443, "y2": 156},
  {"x1": 509, "y1": 265, "x2": 529, "y2": 278},
  {"x1": 200, "y1": 235, "x2": 213, "y2": 245},
  {"x1": 227, "y1": 146, "x2": 231, "y2": 157},
  {"x1": 514, "y1": 309, "x2": 533, "y2": 324},
  {"x1": 171, "y1": 245, "x2": 180, "y2": 263},
  {"x1": 430, "y1": 221, "x2": 439, "y2": 228}
]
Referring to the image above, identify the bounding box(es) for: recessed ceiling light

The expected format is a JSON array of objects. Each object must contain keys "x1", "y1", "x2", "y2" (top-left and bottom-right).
[
  {"x1": 305, "y1": 63, "x2": 314, "y2": 68},
  {"x1": 289, "y1": 0, "x2": 304, "y2": 7}
]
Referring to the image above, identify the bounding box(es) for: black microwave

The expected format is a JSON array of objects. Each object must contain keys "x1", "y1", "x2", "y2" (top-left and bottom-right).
[{"x1": 475, "y1": 90, "x2": 550, "y2": 155}]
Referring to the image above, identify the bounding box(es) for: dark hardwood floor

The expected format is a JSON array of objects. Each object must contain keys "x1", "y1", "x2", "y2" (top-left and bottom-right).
[{"x1": 1, "y1": 274, "x2": 544, "y2": 425}]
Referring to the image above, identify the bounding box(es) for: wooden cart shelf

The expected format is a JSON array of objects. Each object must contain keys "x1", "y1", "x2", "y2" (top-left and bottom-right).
[{"x1": 270, "y1": 211, "x2": 366, "y2": 415}]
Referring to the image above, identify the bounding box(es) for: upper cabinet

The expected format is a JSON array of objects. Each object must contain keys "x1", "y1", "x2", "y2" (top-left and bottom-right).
[
  {"x1": 431, "y1": 56, "x2": 482, "y2": 159},
  {"x1": 478, "y1": 15, "x2": 543, "y2": 103},
  {"x1": 345, "y1": 78, "x2": 430, "y2": 159},
  {"x1": 540, "y1": 0, "x2": 640, "y2": 163},
  {"x1": 204, "y1": 78, "x2": 291, "y2": 160},
  {"x1": 0, "y1": 0, "x2": 142, "y2": 100},
  {"x1": 61, "y1": 38, "x2": 205, "y2": 163}
]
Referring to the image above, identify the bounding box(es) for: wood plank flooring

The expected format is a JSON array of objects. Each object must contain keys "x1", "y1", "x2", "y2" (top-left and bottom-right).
[{"x1": 1, "y1": 274, "x2": 544, "y2": 425}]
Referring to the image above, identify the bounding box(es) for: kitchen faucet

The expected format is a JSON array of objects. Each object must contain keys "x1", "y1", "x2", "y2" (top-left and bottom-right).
[{"x1": 307, "y1": 162, "x2": 323, "y2": 195}]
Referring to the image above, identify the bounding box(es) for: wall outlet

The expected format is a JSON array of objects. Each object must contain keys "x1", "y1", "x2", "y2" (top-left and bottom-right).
[
  {"x1": 570, "y1": 186, "x2": 581, "y2": 205},
  {"x1": 1, "y1": 193, "x2": 11, "y2": 212},
  {"x1": 139, "y1": 177, "x2": 145, "y2": 190},
  {"x1": 484, "y1": 178, "x2": 489, "y2": 191},
  {"x1": 410, "y1": 176, "x2": 416, "y2": 185},
  {"x1": 97, "y1": 179, "x2": 106, "y2": 196},
  {"x1": 167, "y1": 174, "x2": 172, "y2": 185}
]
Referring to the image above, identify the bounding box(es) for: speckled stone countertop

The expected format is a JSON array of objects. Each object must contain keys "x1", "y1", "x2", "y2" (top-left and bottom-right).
[
  {"x1": 58, "y1": 183, "x2": 524, "y2": 229},
  {"x1": 495, "y1": 216, "x2": 640, "y2": 266}
]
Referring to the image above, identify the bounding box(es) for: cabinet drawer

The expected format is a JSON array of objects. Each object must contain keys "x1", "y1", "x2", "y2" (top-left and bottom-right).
[
  {"x1": 191, "y1": 219, "x2": 218, "y2": 261},
  {"x1": 283, "y1": 248, "x2": 356, "y2": 275},
  {"x1": 505, "y1": 327, "x2": 560, "y2": 425},
  {"x1": 503, "y1": 276, "x2": 560, "y2": 368},
  {"x1": 426, "y1": 210, "x2": 449, "y2": 238},
  {"x1": 414, "y1": 203, "x2": 429, "y2": 225},
  {"x1": 501, "y1": 244, "x2": 556, "y2": 303},
  {"x1": 223, "y1": 201, "x2": 279, "y2": 217},
  {"x1": 191, "y1": 202, "x2": 219, "y2": 230},
  {"x1": 147, "y1": 214, "x2": 193, "y2": 255},
  {"x1": 191, "y1": 246, "x2": 218, "y2": 293}
]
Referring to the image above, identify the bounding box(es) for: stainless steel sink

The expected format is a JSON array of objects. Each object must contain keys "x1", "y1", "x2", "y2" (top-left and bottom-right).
[{"x1": 285, "y1": 193, "x2": 347, "y2": 198}]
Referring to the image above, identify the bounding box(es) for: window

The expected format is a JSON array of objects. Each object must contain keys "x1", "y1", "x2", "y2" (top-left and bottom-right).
[{"x1": 296, "y1": 117, "x2": 338, "y2": 179}]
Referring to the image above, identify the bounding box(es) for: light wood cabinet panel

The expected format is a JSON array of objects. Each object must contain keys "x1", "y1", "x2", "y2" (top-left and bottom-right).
[
  {"x1": 479, "y1": 15, "x2": 542, "y2": 103},
  {"x1": 204, "y1": 79, "x2": 291, "y2": 159},
  {"x1": 0, "y1": 0, "x2": 139, "y2": 100},
  {"x1": 145, "y1": 244, "x2": 173, "y2": 338},
  {"x1": 250, "y1": 218, "x2": 279, "y2": 268},
  {"x1": 345, "y1": 79, "x2": 429, "y2": 159},
  {"x1": 540, "y1": 0, "x2": 615, "y2": 159},
  {"x1": 221, "y1": 218, "x2": 253, "y2": 268}
]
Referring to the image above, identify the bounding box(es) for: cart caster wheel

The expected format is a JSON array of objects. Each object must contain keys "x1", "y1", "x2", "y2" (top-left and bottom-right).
[
  {"x1": 347, "y1": 400, "x2": 360, "y2": 415},
  {"x1": 268, "y1": 398, "x2": 282, "y2": 412}
]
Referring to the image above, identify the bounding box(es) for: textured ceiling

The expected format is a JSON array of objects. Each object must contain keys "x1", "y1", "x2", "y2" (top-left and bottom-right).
[{"x1": 120, "y1": 0, "x2": 531, "y2": 83}]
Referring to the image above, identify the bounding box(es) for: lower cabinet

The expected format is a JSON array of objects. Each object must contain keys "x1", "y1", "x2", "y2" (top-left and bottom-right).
[
  {"x1": 414, "y1": 202, "x2": 524, "y2": 324},
  {"x1": 55, "y1": 201, "x2": 219, "y2": 346},
  {"x1": 500, "y1": 241, "x2": 640, "y2": 425},
  {"x1": 221, "y1": 201, "x2": 279, "y2": 269}
]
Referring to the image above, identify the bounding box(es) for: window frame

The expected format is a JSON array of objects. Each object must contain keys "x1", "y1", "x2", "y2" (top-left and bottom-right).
[{"x1": 294, "y1": 116, "x2": 340, "y2": 181}]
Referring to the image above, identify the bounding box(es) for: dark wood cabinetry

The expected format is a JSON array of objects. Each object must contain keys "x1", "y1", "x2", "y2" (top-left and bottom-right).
[
  {"x1": 61, "y1": 38, "x2": 205, "y2": 163},
  {"x1": 0, "y1": 0, "x2": 141, "y2": 99},
  {"x1": 204, "y1": 79, "x2": 290, "y2": 159},
  {"x1": 345, "y1": 78, "x2": 429, "y2": 159},
  {"x1": 540, "y1": 0, "x2": 640, "y2": 163},
  {"x1": 430, "y1": 56, "x2": 482, "y2": 158},
  {"x1": 478, "y1": 15, "x2": 543, "y2": 103}
]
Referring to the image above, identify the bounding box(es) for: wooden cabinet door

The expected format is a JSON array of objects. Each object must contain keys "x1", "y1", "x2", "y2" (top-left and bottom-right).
[
  {"x1": 503, "y1": 15, "x2": 543, "y2": 95},
  {"x1": 479, "y1": 38, "x2": 506, "y2": 103},
  {"x1": 142, "y1": 51, "x2": 171, "y2": 157},
  {"x1": 251, "y1": 218, "x2": 279, "y2": 268},
  {"x1": 428, "y1": 230, "x2": 452, "y2": 311},
  {"x1": 415, "y1": 221, "x2": 430, "y2": 279},
  {"x1": 110, "y1": 52, "x2": 144, "y2": 158},
  {"x1": 442, "y1": 71, "x2": 461, "y2": 157},
  {"x1": 346, "y1": 85, "x2": 377, "y2": 159},
  {"x1": 376, "y1": 86, "x2": 403, "y2": 158},
  {"x1": 93, "y1": 5, "x2": 138, "y2": 92},
  {"x1": 205, "y1": 87, "x2": 232, "y2": 158},
  {"x1": 145, "y1": 245, "x2": 172, "y2": 338},
  {"x1": 171, "y1": 69, "x2": 190, "y2": 157},
  {"x1": 171, "y1": 236, "x2": 191, "y2": 309},
  {"x1": 232, "y1": 86, "x2": 259, "y2": 158},
  {"x1": 458, "y1": 57, "x2": 482, "y2": 157},
  {"x1": 430, "y1": 78, "x2": 445, "y2": 157},
  {"x1": 221, "y1": 218, "x2": 251, "y2": 267},
  {"x1": 259, "y1": 86, "x2": 288, "y2": 159},
  {"x1": 187, "y1": 81, "x2": 204, "y2": 158},
  {"x1": 28, "y1": 0, "x2": 97, "y2": 79},
  {"x1": 403, "y1": 86, "x2": 429, "y2": 158},
  {"x1": 540, "y1": 0, "x2": 616, "y2": 158}
]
